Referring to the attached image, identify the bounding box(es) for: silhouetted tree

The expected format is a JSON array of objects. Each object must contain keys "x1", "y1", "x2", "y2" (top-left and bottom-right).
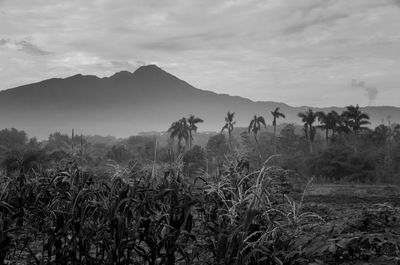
[
  {"x1": 298, "y1": 108, "x2": 317, "y2": 153},
  {"x1": 187, "y1": 115, "x2": 203, "y2": 149},
  {"x1": 271, "y1": 107, "x2": 285, "y2": 153},
  {"x1": 168, "y1": 118, "x2": 190, "y2": 152},
  {"x1": 326, "y1": 110, "x2": 343, "y2": 138},
  {"x1": 342, "y1": 104, "x2": 370, "y2": 152},
  {"x1": 248, "y1": 115, "x2": 266, "y2": 144},
  {"x1": 316, "y1": 111, "x2": 329, "y2": 143},
  {"x1": 221, "y1": 112, "x2": 236, "y2": 147}
]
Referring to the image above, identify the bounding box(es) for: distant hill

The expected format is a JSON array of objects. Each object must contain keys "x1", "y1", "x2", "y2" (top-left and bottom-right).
[{"x1": 0, "y1": 65, "x2": 399, "y2": 139}]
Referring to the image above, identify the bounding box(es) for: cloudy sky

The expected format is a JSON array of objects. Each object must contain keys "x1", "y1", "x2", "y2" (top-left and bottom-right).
[{"x1": 0, "y1": 0, "x2": 400, "y2": 107}]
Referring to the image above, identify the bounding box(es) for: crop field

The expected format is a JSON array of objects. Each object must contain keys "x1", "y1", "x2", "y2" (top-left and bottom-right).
[
  {"x1": 299, "y1": 195, "x2": 400, "y2": 265},
  {"x1": 0, "y1": 154, "x2": 399, "y2": 265},
  {"x1": 0, "y1": 102, "x2": 397, "y2": 265}
]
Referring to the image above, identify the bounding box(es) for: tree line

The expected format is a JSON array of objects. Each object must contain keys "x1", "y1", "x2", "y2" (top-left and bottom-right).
[
  {"x1": 0, "y1": 103, "x2": 399, "y2": 184},
  {"x1": 168, "y1": 104, "x2": 371, "y2": 154},
  {"x1": 167, "y1": 104, "x2": 400, "y2": 183}
]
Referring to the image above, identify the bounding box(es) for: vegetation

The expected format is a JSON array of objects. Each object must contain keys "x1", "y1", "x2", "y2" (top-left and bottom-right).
[
  {"x1": 187, "y1": 115, "x2": 203, "y2": 149},
  {"x1": 342, "y1": 104, "x2": 370, "y2": 152},
  {"x1": 297, "y1": 109, "x2": 317, "y2": 153},
  {"x1": 248, "y1": 115, "x2": 266, "y2": 144},
  {"x1": 0, "y1": 104, "x2": 398, "y2": 185},
  {"x1": 0, "y1": 105, "x2": 400, "y2": 264},
  {"x1": 271, "y1": 107, "x2": 285, "y2": 153},
  {"x1": 221, "y1": 112, "x2": 235, "y2": 148},
  {"x1": 168, "y1": 118, "x2": 190, "y2": 152},
  {"x1": 1, "y1": 147, "x2": 400, "y2": 264}
]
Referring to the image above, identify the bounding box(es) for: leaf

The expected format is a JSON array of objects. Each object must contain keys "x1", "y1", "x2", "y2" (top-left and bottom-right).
[
  {"x1": 243, "y1": 208, "x2": 259, "y2": 230},
  {"x1": 303, "y1": 241, "x2": 331, "y2": 256},
  {"x1": 309, "y1": 259, "x2": 324, "y2": 265},
  {"x1": 181, "y1": 230, "x2": 197, "y2": 241},
  {"x1": 154, "y1": 188, "x2": 174, "y2": 200}
]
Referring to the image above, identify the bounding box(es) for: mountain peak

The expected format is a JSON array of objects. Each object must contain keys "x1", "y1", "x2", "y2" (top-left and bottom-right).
[
  {"x1": 133, "y1": 64, "x2": 170, "y2": 77},
  {"x1": 109, "y1": 70, "x2": 133, "y2": 79},
  {"x1": 63, "y1": 73, "x2": 99, "y2": 82},
  {"x1": 135, "y1": 64, "x2": 163, "y2": 72}
]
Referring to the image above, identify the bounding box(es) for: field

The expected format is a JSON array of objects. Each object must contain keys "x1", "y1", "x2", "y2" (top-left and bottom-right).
[
  {"x1": 1, "y1": 155, "x2": 400, "y2": 265},
  {"x1": 299, "y1": 186, "x2": 400, "y2": 265}
]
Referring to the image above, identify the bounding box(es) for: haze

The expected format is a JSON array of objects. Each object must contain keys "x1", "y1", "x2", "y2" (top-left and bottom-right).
[{"x1": 1, "y1": 0, "x2": 400, "y2": 107}]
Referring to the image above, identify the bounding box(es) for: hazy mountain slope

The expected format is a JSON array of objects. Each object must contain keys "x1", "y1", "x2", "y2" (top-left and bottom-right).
[{"x1": 0, "y1": 65, "x2": 398, "y2": 139}]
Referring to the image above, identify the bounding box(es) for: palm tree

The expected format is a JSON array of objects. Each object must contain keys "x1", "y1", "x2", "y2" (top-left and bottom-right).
[
  {"x1": 298, "y1": 108, "x2": 317, "y2": 153},
  {"x1": 342, "y1": 104, "x2": 370, "y2": 152},
  {"x1": 336, "y1": 113, "x2": 351, "y2": 137},
  {"x1": 248, "y1": 115, "x2": 266, "y2": 144},
  {"x1": 326, "y1": 110, "x2": 341, "y2": 138},
  {"x1": 271, "y1": 107, "x2": 285, "y2": 153},
  {"x1": 322, "y1": 110, "x2": 352, "y2": 141},
  {"x1": 316, "y1": 111, "x2": 329, "y2": 143},
  {"x1": 187, "y1": 115, "x2": 203, "y2": 149},
  {"x1": 221, "y1": 112, "x2": 235, "y2": 146},
  {"x1": 168, "y1": 118, "x2": 190, "y2": 152}
]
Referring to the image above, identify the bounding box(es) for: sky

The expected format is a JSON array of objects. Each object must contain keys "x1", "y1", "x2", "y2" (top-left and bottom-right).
[{"x1": 0, "y1": 0, "x2": 400, "y2": 107}]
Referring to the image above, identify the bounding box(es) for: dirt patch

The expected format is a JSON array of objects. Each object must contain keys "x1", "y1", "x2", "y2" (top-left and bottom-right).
[{"x1": 305, "y1": 184, "x2": 400, "y2": 197}]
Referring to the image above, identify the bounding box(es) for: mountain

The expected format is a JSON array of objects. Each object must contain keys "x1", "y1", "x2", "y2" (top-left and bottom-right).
[{"x1": 0, "y1": 65, "x2": 399, "y2": 139}]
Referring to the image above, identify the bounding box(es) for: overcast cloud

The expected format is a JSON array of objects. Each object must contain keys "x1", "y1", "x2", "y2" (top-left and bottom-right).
[{"x1": 0, "y1": 0, "x2": 399, "y2": 107}]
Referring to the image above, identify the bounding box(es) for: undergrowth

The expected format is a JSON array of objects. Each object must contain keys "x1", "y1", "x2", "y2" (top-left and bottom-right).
[{"x1": 0, "y1": 152, "x2": 398, "y2": 264}]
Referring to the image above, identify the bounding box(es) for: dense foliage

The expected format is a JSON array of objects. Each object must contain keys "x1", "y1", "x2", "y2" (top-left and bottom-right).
[
  {"x1": 1, "y1": 152, "x2": 400, "y2": 264},
  {"x1": 0, "y1": 104, "x2": 399, "y2": 264}
]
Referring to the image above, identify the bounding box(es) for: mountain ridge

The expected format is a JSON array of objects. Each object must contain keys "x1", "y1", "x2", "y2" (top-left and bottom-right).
[{"x1": 0, "y1": 65, "x2": 399, "y2": 139}]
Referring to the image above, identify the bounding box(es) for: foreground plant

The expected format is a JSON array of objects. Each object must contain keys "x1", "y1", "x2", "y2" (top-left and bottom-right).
[{"x1": 6, "y1": 153, "x2": 389, "y2": 264}]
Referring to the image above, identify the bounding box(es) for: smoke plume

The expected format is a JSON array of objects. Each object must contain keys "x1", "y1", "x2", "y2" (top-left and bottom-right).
[{"x1": 351, "y1": 79, "x2": 378, "y2": 105}]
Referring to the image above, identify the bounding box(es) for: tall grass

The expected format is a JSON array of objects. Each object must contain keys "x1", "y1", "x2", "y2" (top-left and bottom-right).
[{"x1": 0, "y1": 152, "x2": 324, "y2": 265}]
